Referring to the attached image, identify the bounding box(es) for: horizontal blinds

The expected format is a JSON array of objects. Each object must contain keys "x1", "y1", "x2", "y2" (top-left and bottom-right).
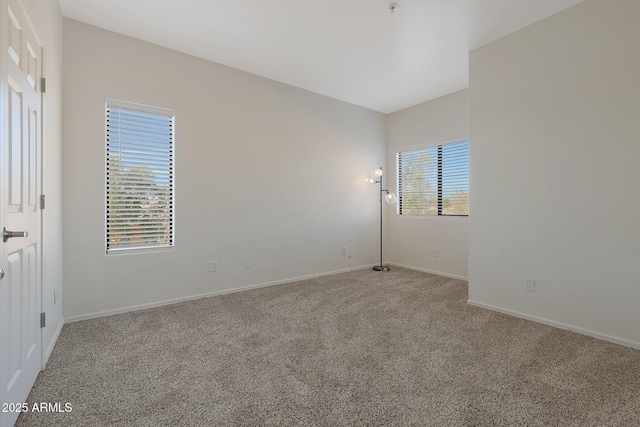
[
  {"x1": 398, "y1": 145, "x2": 438, "y2": 215},
  {"x1": 106, "y1": 105, "x2": 174, "y2": 253},
  {"x1": 398, "y1": 140, "x2": 468, "y2": 216},
  {"x1": 441, "y1": 140, "x2": 469, "y2": 215}
]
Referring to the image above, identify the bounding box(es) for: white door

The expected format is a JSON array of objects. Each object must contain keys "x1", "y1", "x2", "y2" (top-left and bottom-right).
[{"x1": 0, "y1": 0, "x2": 43, "y2": 425}]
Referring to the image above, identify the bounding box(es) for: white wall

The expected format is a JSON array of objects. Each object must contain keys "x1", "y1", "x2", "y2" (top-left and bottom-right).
[
  {"x1": 386, "y1": 90, "x2": 469, "y2": 279},
  {"x1": 62, "y1": 19, "x2": 386, "y2": 320},
  {"x1": 469, "y1": 0, "x2": 640, "y2": 348},
  {"x1": 23, "y1": 0, "x2": 64, "y2": 363}
]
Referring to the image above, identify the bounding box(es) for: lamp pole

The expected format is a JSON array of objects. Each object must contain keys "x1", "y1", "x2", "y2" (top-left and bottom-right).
[{"x1": 373, "y1": 167, "x2": 390, "y2": 272}]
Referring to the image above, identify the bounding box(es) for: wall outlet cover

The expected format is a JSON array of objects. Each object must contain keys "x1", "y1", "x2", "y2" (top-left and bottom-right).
[{"x1": 525, "y1": 277, "x2": 535, "y2": 292}]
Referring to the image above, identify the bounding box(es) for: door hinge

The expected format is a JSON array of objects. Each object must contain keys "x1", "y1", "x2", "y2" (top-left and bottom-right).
[
  {"x1": 40, "y1": 194, "x2": 45, "y2": 210},
  {"x1": 40, "y1": 312, "x2": 46, "y2": 328},
  {"x1": 40, "y1": 77, "x2": 46, "y2": 93}
]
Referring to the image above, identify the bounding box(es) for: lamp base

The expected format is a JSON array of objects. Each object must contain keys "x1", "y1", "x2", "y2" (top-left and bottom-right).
[{"x1": 372, "y1": 265, "x2": 390, "y2": 272}]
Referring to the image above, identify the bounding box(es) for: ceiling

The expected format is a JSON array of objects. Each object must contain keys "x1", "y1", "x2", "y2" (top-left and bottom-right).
[{"x1": 58, "y1": 0, "x2": 583, "y2": 114}]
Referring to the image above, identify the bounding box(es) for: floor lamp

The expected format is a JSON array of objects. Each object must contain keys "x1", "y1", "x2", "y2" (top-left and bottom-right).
[{"x1": 366, "y1": 167, "x2": 397, "y2": 271}]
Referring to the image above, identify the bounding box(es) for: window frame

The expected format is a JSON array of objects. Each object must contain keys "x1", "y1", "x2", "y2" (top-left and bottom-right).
[
  {"x1": 396, "y1": 138, "x2": 469, "y2": 218},
  {"x1": 105, "y1": 99, "x2": 175, "y2": 255}
]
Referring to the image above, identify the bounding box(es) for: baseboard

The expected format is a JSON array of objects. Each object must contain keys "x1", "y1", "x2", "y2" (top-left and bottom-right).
[
  {"x1": 467, "y1": 299, "x2": 640, "y2": 350},
  {"x1": 43, "y1": 319, "x2": 64, "y2": 368},
  {"x1": 387, "y1": 262, "x2": 468, "y2": 281},
  {"x1": 65, "y1": 264, "x2": 376, "y2": 323}
]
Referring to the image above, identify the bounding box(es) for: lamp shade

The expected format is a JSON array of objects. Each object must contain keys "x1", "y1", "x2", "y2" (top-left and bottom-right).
[{"x1": 385, "y1": 192, "x2": 397, "y2": 204}]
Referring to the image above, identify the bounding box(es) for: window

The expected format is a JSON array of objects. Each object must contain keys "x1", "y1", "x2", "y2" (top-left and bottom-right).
[
  {"x1": 106, "y1": 100, "x2": 174, "y2": 254},
  {"x1": 397, "y1": 139, "x2": 469, "y2": 216}
]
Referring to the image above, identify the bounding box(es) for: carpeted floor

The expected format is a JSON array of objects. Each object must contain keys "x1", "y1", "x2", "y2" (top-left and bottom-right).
[{"x1": 15, "y1": 268, "x2": 640, "y2": 426}]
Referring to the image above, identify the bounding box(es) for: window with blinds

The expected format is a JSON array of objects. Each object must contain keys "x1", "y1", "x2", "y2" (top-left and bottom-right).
[
  {"x1": 106, "y1": 100, "x2": 174, "y2": 254},
  {"x1": 397, "y1": 139, "x2": 468, "y2": 216}
]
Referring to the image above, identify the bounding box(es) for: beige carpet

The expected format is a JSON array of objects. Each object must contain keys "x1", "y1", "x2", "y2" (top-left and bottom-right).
[{"x1": 16, "y1": 268, "x2": 640, "y2": 426}]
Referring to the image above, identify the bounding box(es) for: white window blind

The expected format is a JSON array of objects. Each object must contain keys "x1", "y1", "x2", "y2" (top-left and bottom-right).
[
  {"x1": 106, "y1": 101, "x2": 174, "y2": 254},
  {"x1": 398, "y1": 145, "x2": 439, "y2": 215},
  {"x1": 397, "y1": 139, "x2": 469, "y2": 216}
]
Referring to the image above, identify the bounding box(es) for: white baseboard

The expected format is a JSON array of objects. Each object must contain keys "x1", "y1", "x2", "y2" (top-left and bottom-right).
[
  {"x1": 467, "y1": 299, "x2": 640, "y2": 350},
  {"x1": 387, "y1": 262, "x2": 468, "y2": 281},
  {"x1": 65, "y1": 264, "x2": 376, "y2": 323},
  {"x1": 43, "y1": 319, "x2": 64, "y2": 368}
]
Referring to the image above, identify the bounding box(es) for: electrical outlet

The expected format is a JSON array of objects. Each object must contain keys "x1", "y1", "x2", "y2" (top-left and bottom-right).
[
  {"x1": 342, "y1": 247, "x2": 348, "y2": 256},
  {"x1": 243, "y1": 257, "x2": 251, "y2": 268},
  {"x1": 433, "y1": 248, "x2": 438, "y2": 257},
  {"x1": 209, "y1": 261, "x2": 218, "y2": 272},
  {"x1": 525, "y1": 277, "x2": 535, "y2": 292}
]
